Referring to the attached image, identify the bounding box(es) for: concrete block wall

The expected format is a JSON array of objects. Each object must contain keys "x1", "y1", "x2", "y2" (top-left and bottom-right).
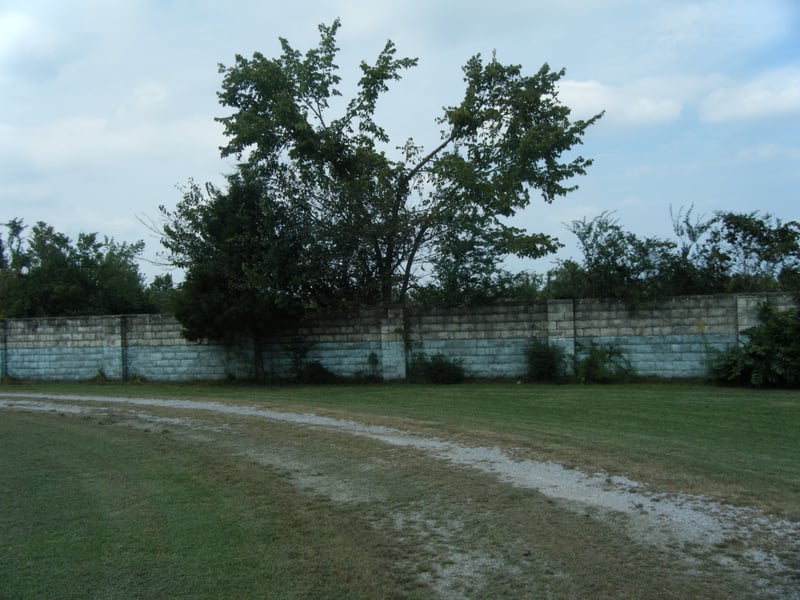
[
  {"x1": 735, "y1": 294, "x2": 795, "y2": 331},
  {"x1": 0, "y1": 293, "x2": 793, "y2": 382},
  {"x1": 125, "y1": 314, "x2": 254, "y2": 382},
  {"x1": 2, "y1": 316, "x2": 125, "y2": 381},
  {"x1": 261, "y1": 308, "x2": 397, "y2": 379},
  {"x1": 403, "y1": 294, "x2": 793, "y2": 379},
  {"x1": 571, "y1": 296, "x2": 739, "y2": 378},
  {"x1": 405, "y1": 303, "x2": 548, "y2": 378},
  {"x1": 125, "y1": 310, "x2": 398, "y2": 381}
]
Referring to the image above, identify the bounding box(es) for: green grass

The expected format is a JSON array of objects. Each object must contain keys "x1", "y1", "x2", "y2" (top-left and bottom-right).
[
  {"x1": 0, "y1": 412, "x2": 421, "y2": 599},
  {"x1": 11, "y1": 381, "x2": 800, "y2": 517},
  {"x1": 2, "y1": 381, "x2": 798, "y2": 598}
]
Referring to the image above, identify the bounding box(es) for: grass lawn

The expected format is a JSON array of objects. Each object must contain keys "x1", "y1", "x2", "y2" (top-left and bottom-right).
[
  {"x1": 1, "y1": 381, "x2": 798, "y2": 597},
  {"x1": 0, "y1": 410, "x2": 422, "y2": 599},
  {"x1": 13, "y1": 381, "x2": 799, "y2": 516}
]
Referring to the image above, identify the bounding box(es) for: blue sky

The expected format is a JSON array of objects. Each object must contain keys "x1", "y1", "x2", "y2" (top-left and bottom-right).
[{"x1": 1, "y1": 0, "x2": 799, "y2": 280}]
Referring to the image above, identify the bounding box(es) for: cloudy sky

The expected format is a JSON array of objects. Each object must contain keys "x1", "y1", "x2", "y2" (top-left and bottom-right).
[{"x1": 2, "y1": 0, "x2": 799, "y2": 281}]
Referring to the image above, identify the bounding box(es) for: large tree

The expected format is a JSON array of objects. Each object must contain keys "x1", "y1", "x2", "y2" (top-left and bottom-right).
[
  {"x1": 215, "y1": 19, "x2": 602, "y2": 305},
  {"x1": 159, "y1": 171, "x2": 313, "y2": 381}
]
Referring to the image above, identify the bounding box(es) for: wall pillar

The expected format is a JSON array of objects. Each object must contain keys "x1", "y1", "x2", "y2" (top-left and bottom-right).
[
  {"x1": 0, "y1": 319, "x2": 7, "y2": 380},
  {"x1": 380, "y1": 307, "x2": 406, "y2": 380},
  {"x1": 120, "y1": 315, "x2": 130, "y2": 382},
  {"x1": 546, "y1": 299, "x2": 576, "y2": 361},
  {"x1": 735, "y1": 295, "x2": 761, "y2": 341}
]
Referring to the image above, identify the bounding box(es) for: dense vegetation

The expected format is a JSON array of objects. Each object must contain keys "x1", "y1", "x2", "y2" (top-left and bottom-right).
[
  {"x1": 544, "y1": 208, "x2": 800, "y2": 307},
  {"x1": 0, "y1": 218, "x2": 167, "y2": 318},
  {"x1": 708, "y1": 300, "x2": 800, "y2": 388}
]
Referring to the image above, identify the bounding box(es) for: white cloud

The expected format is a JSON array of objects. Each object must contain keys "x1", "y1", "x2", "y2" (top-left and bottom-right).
[
  {"x1": 0, "y1": 113, "x2": 224, "y2": 170},
  {"x1": 735, "y1": 143, "x2": 800, "y2": 163},
  {"x1": 0, "y1": 10, "x2": 38, "y2": 57},
  {"x1": 0, "y1": 9, "x2": 79, "y2": 82},
  {"x1": 0, "y1": 10, "x2": 46, "y2": 76},
  {"x1": 559, "y1": 79, "x2": 683, "y2": 124},
  {"x1": 654, "y1": 0, "x2": 794, "y2": 61},
  {"x1": 132, "y1": 80, "x2": 169, "y2": 110},
  {"x1": 699, "y1": 66, "x2": 800, "y2": 122},
  {"x1": 0, "y1": 180, "x2": 50, "y2": 202},
  {"x1": 559, "y1": 71, "x2": 800, "y2": 127}
]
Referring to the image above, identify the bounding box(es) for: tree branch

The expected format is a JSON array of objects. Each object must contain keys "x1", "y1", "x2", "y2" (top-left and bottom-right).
[{"x1": 406, "y1": 130, "x2": 457, "y2": 183}]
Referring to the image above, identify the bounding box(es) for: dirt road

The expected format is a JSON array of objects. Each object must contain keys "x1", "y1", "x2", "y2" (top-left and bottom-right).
[{"x1": 2, "y1": 392, "x2": 798, "y2": 598}]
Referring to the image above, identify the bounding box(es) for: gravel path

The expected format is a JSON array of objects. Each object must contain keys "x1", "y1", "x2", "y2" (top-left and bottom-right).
[{"x1": 2, "y1": 391, "x2": 798, "y2": 597}]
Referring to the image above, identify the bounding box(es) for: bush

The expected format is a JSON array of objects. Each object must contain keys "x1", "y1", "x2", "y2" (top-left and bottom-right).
[
  {"x1": 407, "y1": 352, "x2": 465, "y2": 384},
  {"x1": 525, "y1": 339, "x2": 567, "y2": 382},
  {"x1": 574, "y1": 341, "x2": 634, "y2": 383},
  {"x1": 406, "y1": 353, "x2": 428, "y2": 383},
  {"x1": 707, "y1": 343, "x2": 749, "y2": 386},
  {"x1": 353, "y1": 351, "x2": 383, "y2": 383},
  {"x1": 708, "y1": 301, "x2": 800, "y2": 387},
  {"x1": 296, "y1": 360, "x2": 339, "y2": 384}
]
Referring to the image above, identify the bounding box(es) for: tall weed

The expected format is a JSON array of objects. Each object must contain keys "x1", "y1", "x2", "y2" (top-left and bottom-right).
[{"x1": 574, "y1": 341, "x2": 634, "y2": 383}]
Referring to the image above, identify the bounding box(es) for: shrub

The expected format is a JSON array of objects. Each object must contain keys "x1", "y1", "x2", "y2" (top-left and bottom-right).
[
  {"x1": 708, "y1": 301, "x2": 800, "y2": 387},
  {"x1": 296, "y1": 360, "x2": 338, "y2": 384},
  {"x1": 284, "y1": 338, "x2": 316, "y2": 377},
  {"x1": 354, "y1": 351, "x2": 383, "y2": 383},
  {"x1": 89, "y1": 368, "x2": 110, "y2": 384},
  {"x1": 406, "y1": 353, "x2": 428, "y2": 383},
  {"x1": 525, "y1": 339, "x2": 567, "y2": 382},
  {"x1": 407, "y1": 352, "x2": 465, "y2": 384},
  {"x1": 574, "y1": 341, "x2": 634, "y2": 383}
]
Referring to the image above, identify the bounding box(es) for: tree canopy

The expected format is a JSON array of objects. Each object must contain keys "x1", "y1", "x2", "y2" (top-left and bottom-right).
[
  {"x1": 157, "y1": 20, "x2": 603, "y2": 378},
  {"x1": 0, "y1": 219, "x2": 155, "y2": 318},
  {"x1": 153, "y1": 19, "x2": 605, "y2": 378},
  {"x1": 205, "y1": 19, "x2": 602, "y2": 307},
  {"x1": 545, "y1": 209, "x2": 800, "y2": 305},
  {"x1": 159, "y1": 172, "x2": 313, "y2": 381}
]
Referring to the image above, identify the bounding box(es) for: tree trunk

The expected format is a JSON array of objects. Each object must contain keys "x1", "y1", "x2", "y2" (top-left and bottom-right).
[{"x1": 253, "y1": 337, "x2": 266, "y2": 383}]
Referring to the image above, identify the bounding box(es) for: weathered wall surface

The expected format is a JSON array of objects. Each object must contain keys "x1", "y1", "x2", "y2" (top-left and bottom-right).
[
  {"x1": 125, "y1": 315, "x2": 254, "y2": 382},
  {"x1": 260, "y1": 308, "x2": 400, "y2": 380},
  {"x1": 0, "y1": 294, "x2": 792, "y2": 382},
  {"x1": 404, "y1": 303, "x2": 549, "y2": 378},
  {"x1": 571, "y1": 296, "x2": 735, "y2": 378},
  {"x1": 2, "y1": 317, "x2": 126, "y2": 381}
]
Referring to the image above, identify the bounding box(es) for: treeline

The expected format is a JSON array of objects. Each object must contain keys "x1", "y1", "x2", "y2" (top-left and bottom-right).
[
  {"x1": 414, "y1": 208, "x2": 800, "y2": 307},
  {"x1": 0, "y1": 218, "x2": 172, "y2": 318},
  {"x1": 541, "y1": 208, "x2": 800, "y2": 307},
  {"x1": 3, "y1": 206, "x2": 797, "y2": 320}
]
